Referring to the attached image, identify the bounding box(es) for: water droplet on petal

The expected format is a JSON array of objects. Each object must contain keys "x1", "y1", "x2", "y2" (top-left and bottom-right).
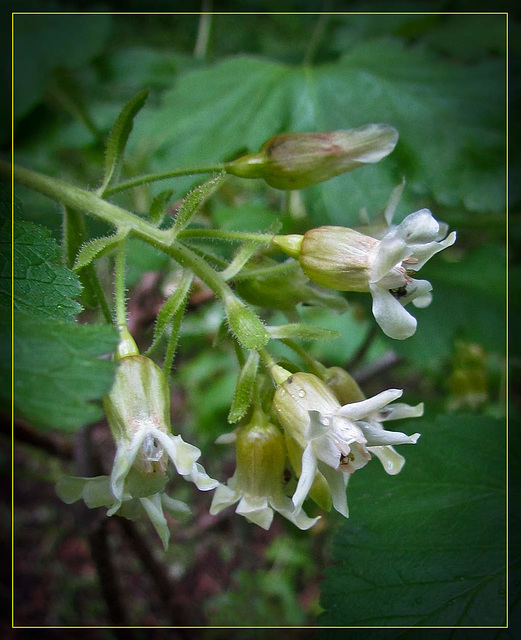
[
  {"x1": 298, "y1": 389, "x2": 306, "y2": 398},
  {"x1": 320, "y1": 416, "x2": 330, "y2": 426}
]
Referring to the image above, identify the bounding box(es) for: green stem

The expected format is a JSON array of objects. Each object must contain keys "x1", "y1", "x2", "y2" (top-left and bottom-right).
[
  {"x1": 7, "y1": 161, "x2": 239, "y2": 310},
  {"x1": 281, "y1": 339, "x2": 327, "y2": 378},
  {"x1": 177, "y1": 228, "x2": 274, "y2": 244},
  {"x1": 86, "y1": 265, "x2": 113, "y2": 324},
  {"x1": 103, "y1": 164, "x2": 226, "y2": 197},
  {"x1": 163, "y1": 302, "x2": 188, "y2": 380},
  {"x1": 115, "y1": 239, "x2": 128, "y2": 329},
  {"x1": 258, "y1": 347, "x2": 277, "y2": 370}
]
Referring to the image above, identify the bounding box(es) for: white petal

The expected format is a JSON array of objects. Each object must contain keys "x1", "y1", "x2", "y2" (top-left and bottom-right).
[
  {"x1": 270, "y1": 495, "x2": 321, "y2": 530},
  {"x1": 408, "y1": 279, "x2": 433, "y2": 308},
  {"x1": 110, "y1": 432, "x2": 147, "y2": 501},
  {"x1": 371, "y1": 236, "x2": 409, "y2": 282},
  {"x1": 292, "y1": 444, "x2": 318, "y2": 513},
  {"x1": 368, "y1": 445, "x2": 405, "y2": 475},
  {"x1": 187, "y1": 462, "x2": 219, "y2": 491},
  {"x1": 338, "y1": 389, "x2": 403, "y2": 420},
  {"x1": 209, "y1": 482, "x2": 240, "y2": 514},
  {"x1": 394, "y1": 209, "x2": 440, "y2": 243},
  {"x1": 161, "y1": 494, "x2": 191, "y2": 518},
  {"x1": 408, "y1": 231, "x2": 457, "y2": 271},
  {"x1": 236, "y1": 495, "x2": 273, "y2": 529},
  {"x1": 306, "y1": 410, "x2": 331, "y2": 440},
  {"x1": 215, "y1": 431, "x2": 237, "y2": 444},
  {"x1": 383, "y1": 179, "x2": 406, "y2": 227},
  {"x1": 318, "y1": 463, "x2": 349, "y2": 517},
  {"x1": 140, "y1": 494, "x2": 170, "y2": 550},
  {"x1": 379, "y1": 402, "x2": 424, "y2": 422},
  {"x1": 152, "y1": 430, "x2": 200, "y2": 475},
  {"x1": 370, "y1": 283, "x2": 417, "y2": 340},
  {"x1": 357, "y1": 421, "x2": 421, "y2": 446}
]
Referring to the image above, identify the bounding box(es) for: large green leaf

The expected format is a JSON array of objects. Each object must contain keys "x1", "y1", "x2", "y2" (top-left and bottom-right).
[
  {"x1": 319, "y1": 413, "x2": 507, "y2": 628},
  {"x1": 14, "y1": 14, "x2": 111, "y2": 119},
  {"x1": 13, "y1": 311, "x2": 117, "y2": 431},
  {"x1": 130, "y1": 35, "x2": 505, "y2": 220},
  {"x1": 2, "y1": 220, "x2": 82, "y2": 321}
]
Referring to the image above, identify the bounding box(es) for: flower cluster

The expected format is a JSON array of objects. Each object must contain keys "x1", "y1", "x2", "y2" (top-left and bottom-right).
[{"x1": 54, "y1": 128, "x2": 456, "y2": 545}]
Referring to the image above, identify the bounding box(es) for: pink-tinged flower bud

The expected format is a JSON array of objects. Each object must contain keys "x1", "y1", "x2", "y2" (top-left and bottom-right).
[{"x1": 226, "y1": 124, "x2": 398, "y2": 190}]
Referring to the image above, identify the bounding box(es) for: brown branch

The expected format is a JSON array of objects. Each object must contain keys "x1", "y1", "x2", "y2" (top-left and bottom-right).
[{"x1": 346, "y1": 324, "x2": 379, "y2": 370}]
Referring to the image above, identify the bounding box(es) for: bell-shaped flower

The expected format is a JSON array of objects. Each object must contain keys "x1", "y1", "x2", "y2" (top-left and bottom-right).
[
  {"x1": 105, "y1": 353, "x2": 217, "y2": 504},
  {"x1": 210, "y1": 409, "x2": 320, "y2": 530},
  {"x1": 271, "y1": 366, "x2": 421, "y2": 517},
  {"x1": 272, "y1": 190, "x2": 456, "y2": 340}
]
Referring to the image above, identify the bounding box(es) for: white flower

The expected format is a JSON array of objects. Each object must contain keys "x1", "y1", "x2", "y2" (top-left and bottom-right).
[
  {"x1": 110, "y1": 424, "x2": 218, "y2": 503},
  {"x1": 210, "y1": 473, "x2": 320, "y2": 531},
  {"x1": 272, "y1": 369, "x2": 422, "y2": 518},
  {"x1": 369, "y1": 209, "x2": 456, "y2": 339},
  {"x1": 274, "y1": 183, "x2": 456, "y2": 340}
]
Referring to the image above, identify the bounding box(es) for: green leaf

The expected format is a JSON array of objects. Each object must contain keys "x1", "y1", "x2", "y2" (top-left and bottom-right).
[
  {"x1": 319, "y1": 413, "x2": 506, "y2": 627},
  {"x1": 170, "y1": 172, "x2": 226, "y2": 239},
  {"x1": 13, "y1": 311, "x2": 118, "y2": 431},
  {"x1": 73, "y1": 230, "x2": 128, "y2": 271},
  {"x1": 146, "y1": 269, "x2": 193, "y2": 354},
  {"x1": 14, "y1": 14, "x2": 111, "y2": 119},
  {"x1": 228, "y1": 350, "x2": 260, "y2": 423},
  {"x1": 132, "y1": 37, "x2": 505, "y2": 219},
  {"x1": 149, "y1": 189, "x2": 174, "y2": 226},
  {"x1": 99, "y1": 88, "x2": 150, "y2": 194},
  {"x1": 266, "y1": 323, "x2": 339, "y2": 341},
  {"x1": 3, "y1": 220, "x2": 82, "y2": 321}
]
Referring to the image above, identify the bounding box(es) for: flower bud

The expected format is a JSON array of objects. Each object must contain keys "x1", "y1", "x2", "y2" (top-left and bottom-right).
[
  {"x1": 322, "y1": 367, "x2": 365, "y2": 405},
  {"x1": 226, "y1": 124, "x2": 399, "y2": 190},
  {"x1": 103, "y1": 355, "x2": 170, "y2": 475},
  {"x1": 297, "y1": 226, "x2": 378, "y2": 291},
  {"x1": 236, "y1": 416, "x2": 286, "y2": 498},
  {"x1": 224, "y1": 294, "x2": 270, "y2": 350}
]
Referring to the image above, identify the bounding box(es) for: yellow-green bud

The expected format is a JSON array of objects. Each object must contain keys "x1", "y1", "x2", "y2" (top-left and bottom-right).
[
  {"x1": 103, "y1": 355, "x2": 171, "y2": 475},
  {"x1": 236, "y1": 415, "x2": 286, "y2": 498},
  {"x1": 225, "y1": 124, "x2": 398, "y2": 190},
  {"x1": 322, "y1": 367, "x2": 365, "y2": 405},
  {"x1": 298, "y1": 226, "x2": 378, "y2": 291}
]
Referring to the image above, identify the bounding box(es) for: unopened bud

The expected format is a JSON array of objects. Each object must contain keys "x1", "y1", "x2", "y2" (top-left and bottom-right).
[
  {"x1": 322, "y1": 367, "x2": 365, "y2": 405},
  {"x1": 226, "y1": 124, "x2": 399, "y2": 190},
  {"x1": 224, "y1": 295, "x2": 270, "y2": 350},
  {"x1": 236, "y1": 414, "x2": 286, "y2": 498}
]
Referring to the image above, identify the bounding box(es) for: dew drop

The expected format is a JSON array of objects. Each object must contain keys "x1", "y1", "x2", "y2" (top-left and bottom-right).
[
  {"x1": 279, "y1": 389, "x2": 286, "y2": 397},
  {"x1": 320, "y1": 416, "x2": 331, "y2": 426},
  {"x1": 298, "y1": 389, "x2": 306, "y2": 398}
]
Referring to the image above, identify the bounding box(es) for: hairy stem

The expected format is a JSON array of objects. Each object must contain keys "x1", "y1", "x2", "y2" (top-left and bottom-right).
[
  {"x1": 7, "y1": 161, "x2": 241, "y2": 308},
  {"x1": 103, "y1": 164, "x2": 226, "y2": 197}
]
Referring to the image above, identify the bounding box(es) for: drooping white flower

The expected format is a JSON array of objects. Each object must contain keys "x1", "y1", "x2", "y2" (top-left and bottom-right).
[
  {"x1": 271, "y1": 367, "x2": 422, "y2": 518},
  {"x1": 103, "y1": 353, "x2": 217, "y2": 504},
  {"x1": 210, "y1": 413, "x2": 320, "y2": 530},
  {"x1": 272, "y1": 184, "x2": 456, "y2": 340}
]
